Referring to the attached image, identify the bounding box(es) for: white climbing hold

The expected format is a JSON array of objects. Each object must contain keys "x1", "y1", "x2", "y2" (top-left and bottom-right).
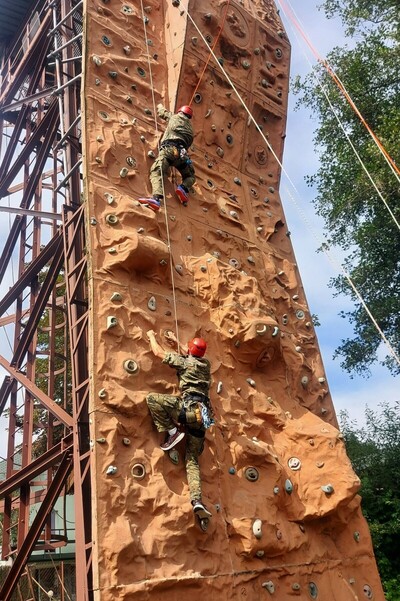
[
  {"x1": 108, "y1": 247, "x2": 117, "y2": 254},
  {"x1": 262, "y1": 581, "x2": 275, "y2": 594},
  {"x1": 98, "y1": 388, "x2": 107, "y2": 399},
  {"x1": 110, "y1": 292, "x2": 122, "y2": 302},
  {"x1": 247, "y1": 378, "x2": 256, "y2": 387},
  {"x1": 252, "y1": 519, "x2": 262, "y2": 539},
  {"x1": 288, "y1": 457, "x2": 301, "y2": 471},
  {"x1": 295, "y1": 346, "x2": 301, "y2": 352},
  {"x1": 321, "y1": 484, "x2": 334, "y2": 494},
  {"x1": 292, "y1": 294, "x2": 299, "y2": 300},
  {"x1": 122, "y1": 438, "x2": 131, "y2": 446},
  {"x1": 106, "y1": 465, "x2": 117, "y2": 475},
  {"x1": 217, "y1": 381, "x2": 223, "y2": 394},
  {"x1": 107, "y1": 316, "x2": 118, "y2": 329},
  {"x1": 318, "y1": 377, "x2": 326, "y2": 383},
  {"x1": 301, "y1": 375, "x2": 309, "y2": 387},
  {"x1": 272, "y1": 326, "x2": 279, "y2": 337},
  {"x1": 131, "y1": 463, "x2": 146, "y2": 479},
  {"x1": 104, "y1": 192, "x2": 114, "y2": 204},
  {"x1": 256, "y1": 324, "x2": 267, "y2": 336},
  {"x1": 148, "y1": 296, "x2": 156, "y2": 311}
]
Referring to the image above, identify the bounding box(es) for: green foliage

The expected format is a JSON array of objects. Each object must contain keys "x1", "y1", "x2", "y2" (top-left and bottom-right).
[
  {"x1": 340, "y1": 402, "x2": 400, "y2": 598},
  {"x1": 293, "y1": 0, "x2": 400, "y2": 375}
]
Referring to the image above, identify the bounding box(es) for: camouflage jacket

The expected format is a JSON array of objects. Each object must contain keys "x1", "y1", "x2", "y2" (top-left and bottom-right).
[
  {"x1": 158, "y1": 105, "x2": 194, "y2": 149},
  {"x1": 163, "y1": 352, "x2": 211, "y2": 397}
]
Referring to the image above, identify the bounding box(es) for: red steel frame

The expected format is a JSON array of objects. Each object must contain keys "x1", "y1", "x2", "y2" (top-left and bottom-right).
[{"x1": 0, "y1": 0, "x2": 92, "y2": 599}]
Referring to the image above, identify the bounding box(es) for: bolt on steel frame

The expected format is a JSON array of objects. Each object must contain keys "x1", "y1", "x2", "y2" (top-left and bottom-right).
[{"x1": 0, "y1": 0, "x2": 92, "y2": 599}]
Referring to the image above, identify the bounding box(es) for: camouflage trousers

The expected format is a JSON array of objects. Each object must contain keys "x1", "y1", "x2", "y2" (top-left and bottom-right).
[
  {"x1": 149, "y1": 145, "x2": 196, "y2": 197},
  {"x1": 146, "y1": 392, "x2": 205, "y2": 501}
]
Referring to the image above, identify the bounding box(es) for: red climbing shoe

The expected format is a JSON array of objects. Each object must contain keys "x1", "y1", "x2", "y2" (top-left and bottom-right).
[
  {"x1": 137, "y1": 197, "x2": 161, "y2": 212},
  {"x1": 160, "y1": 429, "x2": 185, "y2": 451},
  {"x1": 176, "y1": 185, "x2": 189, "y2": 206}
]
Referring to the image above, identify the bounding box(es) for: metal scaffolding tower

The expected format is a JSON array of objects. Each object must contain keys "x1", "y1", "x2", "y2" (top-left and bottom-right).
[{"x1": 0, "y1": 0, "x2": 91, "y2": 598}]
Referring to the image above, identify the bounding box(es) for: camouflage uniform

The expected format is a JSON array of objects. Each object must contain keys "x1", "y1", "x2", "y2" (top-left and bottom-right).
[
  {"x1": 149, "y1": 107, "x2": 195, "y2": 197},
  {"x1": 146, "y1": 352, "x2": 212, "y2": 501}
]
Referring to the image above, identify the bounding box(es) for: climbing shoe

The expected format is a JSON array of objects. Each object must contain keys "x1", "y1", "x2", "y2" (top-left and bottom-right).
[
  {"x1": 138, "y1": 197, "x2": 161, "y2": 212},
  {"x1": 160, "y1": 429, "x2": 185, "y2": 451},
  {"x1": 176, "y1": 185, "x2": 189, "y2": 206},
  {"x1": 192, "y1": 500, "x2": 212, "y2": 519}
]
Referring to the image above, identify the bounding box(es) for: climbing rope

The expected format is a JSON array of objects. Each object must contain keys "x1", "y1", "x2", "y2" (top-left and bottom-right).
[
  {"x1": 189, "y1": 0, "x2": 231, "y2": 107},
  {"x1": 276, "y1": 0, "x2": 400, "y2": 186},
  {"x1": 140, "y1": 0, "x2": 181, "y2": 353},
  {"x1": 172, "y1": 4, "x2": 400, "y2": 368}
]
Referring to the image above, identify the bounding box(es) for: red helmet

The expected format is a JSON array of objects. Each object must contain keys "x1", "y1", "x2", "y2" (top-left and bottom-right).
[
  {"x1": 188, "y1": 337, "x2": 207, "y2": 357},
  {"x1": 178, "y1": 105, "x2": 193, "y2": 119}
]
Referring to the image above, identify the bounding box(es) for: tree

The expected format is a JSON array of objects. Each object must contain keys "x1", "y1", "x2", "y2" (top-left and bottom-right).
[
  {"x1": 293, "y1": 0, "x2": 400, "y2": 376},
  {"x1": 340, "y1": 402, "x2": 400, "y2": 600}
]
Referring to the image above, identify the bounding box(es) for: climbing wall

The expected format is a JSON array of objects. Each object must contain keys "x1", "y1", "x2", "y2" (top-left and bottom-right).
[{"x1": 82, "y1": 0, "x2": 384, "y2": 599}]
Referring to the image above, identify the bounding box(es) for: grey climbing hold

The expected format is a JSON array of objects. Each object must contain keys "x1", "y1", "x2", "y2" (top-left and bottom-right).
[
  {"x1": 285, "y1": 479, "x2": 293, "y2": 494},
  {"x1": 122, "y1": 438, "x2": 131, "y2": 446},
  {"x1": 106, "y1": 316, "x2": 118, "y2": 329},
  {"x1": 123, "y1": 45, "x2": 131, "y2": 55},
  {"x1": 90, "y1": 217, "x2": 97, "y2": 225},
  {"x1": 273, "y1": 486, "x2": 279, "y2": 495},
  {"x1": 121, "y1": 4, "x2": 134, "y2": 14},
  {"x1": 131, "y1": 463, "x2": 146, "y2": 480},
  {"x1": 104, "y1": 192, "x2": 114, "y2": 204},
  {"x1": 262, "y1": 581, "x2": 275, "y2": 594},
  {"x1": 175, "y1": 264, "x2": 183, "y2": 274},
  {"x1": 282, "y1": 314, "x2": 288, "y2": 325},
  {"x1": 296, "y1": 310, "x2": 305, "y2": 320},
  {"x1": 137, "y1": 67, "x2": 146, "y2": 77},
  {"x1": 234, "y1": 340, "x2": 240, "y2": 348},
  {"x1": 102, "y1": 35, "x2": 111, "y2": 46},
  {"x1": 96, "y1": 437, "x2": 106, "y2": 444},
  {"x1": 194, "y1": 93, "x2": 202, "y2": 103},
  {"x1": 233, "y1": 177, "x2": 241, "y2": 185},
  {"x1": 105, "y1": 214, "x2": 119, "y2": 225},
  {"x1": 252, "y1": 519, "x2": 262, "y2": 539},
  {"x1": 354, "y1": 531, "x2": 360, "y2": 542},
  {"x1": 275, "y1": 47, "x2": 283, "y2": 58},
  {"x1": 110, "y1": 292, "x2": 122, "y2": 302},
  {"x1": 108, "y1": 71, "x2": 118, "y2": 79},
  {"x1": 254, "y1": 47, "x2": 260, "y2": 55},
  {"x1": 124, "y1": 359, "x2": 139, "y2": 374},
  {"x1": 228, "y1": 467, "x2": 236, "y2": 475},
  {"x1": 292, "y1": 583, "x2": 301, "y2": 591},
  {"x1": 229, "y1": 210, "x2": 239, "y2": 220},
  {"x1": 120, "y1": 168, "x2": 129, "y2": 178},
  {"x1": 108, "y1": 247, "x2": 117, "y2": 254},
  {"x1": 126, "y1": 156, "x2": 136, "y2": 167},
  {"x1": 245, "y1": 467, "x2": 259, "y2": 482},
  {"x1": 160, "y1": 259, "x2": 168, "y2": 266},
  {"x1": 229, "y1": 258, "x2": 240, "y2": 269},
  {"x1": 106, "y1": 465, "x2": 117, "y2": 475},
  {"x1": 309, "y1": 582, "x2": 318, "y2": 599},
  {"x1": 95, "y1": 78, "x2": 101, "y2": 86},
  {"x1": 247, "y1": 256, "x2": 255, "y2": 264},
  {"x1": 92, "y1": 55, "x2": 102, "y2": 66},
  {"x1": 216, "y1": 147, "x2": 224, "y2": 157},
  {"x1": 301, "y1": 375, "x2": 309, "y2": 387},
  {"x1": 217, "y1": 381, "x2": 223, "y2": 394},
  {"x1": 256, "y1": 550, "x2": 264, "y2": 557},
  {"x1": 168, "y1": 449, "x2": 179, "y2": 465},
  {"x1": 276, "y1": 529, "x2": 282, "y2": 540},
  {"x1": 349, "y1": 579, "x2": 355, "y2": 585},
  {"x1": 98, "y1": 388, "x2": 107, "y2": 399},
  {"x1": 242, "y1": 60, "x2": 251, "y2": 69},
  {"x1": 321, "y1": 484, "x2": 334, "y2": 494},
  {"x1": 200, "y1": 265, "x2": 207, "y2": 272},
  {"x1": 148, "y1": 296, "x2": 156, "y2": 311},
  {"x1": 261, "y1": 79, "x2": 269, "y2": 88},
  {"x1": 147, "y1": 150, "x2": 156, "y2": 158},
  {"x1": 363, "y1": 585, "x2": 373, "y2": 599},
  {"x1": 144, "y1": 108, "x2": 152, "y2": 115},
  {"x1": 288, "y1": 457, "x2": 301, "y2": 471},
  {"x1": 247, "y1": 378, "x2": 256, "y2": 388}
]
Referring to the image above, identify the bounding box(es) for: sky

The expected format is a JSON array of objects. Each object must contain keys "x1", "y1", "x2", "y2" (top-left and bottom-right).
[
  {"x1": 277, "y1": 0, "x2": 399, "y2": 425},
  {"x1": 0, "y1": 0, "x2": 398, "y2": 460}
]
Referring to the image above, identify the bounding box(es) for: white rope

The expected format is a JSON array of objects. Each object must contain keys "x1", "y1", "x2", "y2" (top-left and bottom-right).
[{"x1": 140, "y1": 0, "x2": 181, "y2": 353}]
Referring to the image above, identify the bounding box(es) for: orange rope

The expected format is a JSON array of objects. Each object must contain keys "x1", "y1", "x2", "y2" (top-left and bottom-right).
[
  {"x1": 277, "y1": 0, "x2": 400, "y2": 178},
  {"x1": 189, "y1": 0, "x2": 231, "y2": 107}
]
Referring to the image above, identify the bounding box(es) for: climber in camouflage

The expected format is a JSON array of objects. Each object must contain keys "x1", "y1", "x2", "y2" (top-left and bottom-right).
[
  {"x1": 146, "y1": 330, "x2": 213, "y2": 519},
  {"x1": 141, "y1": 104, "x2": 195, "y2": 211}
]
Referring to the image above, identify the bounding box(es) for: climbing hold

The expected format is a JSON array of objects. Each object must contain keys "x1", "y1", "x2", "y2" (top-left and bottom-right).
[
  {"x1": 247, "y1": 256, "x2": 255, "y2": 264},
  {"x1": 226, "y1": 134, "x2": 233, "y2": 146},
  {"x1": 272, "y1": 326, "x2": 279, "y2": 337},
  {"x1": 137, "y1": 67, "x2": 146, "y2": 77},
  {"x1": 233, "y1": 177, "x2": 241, "y2": 185},
  {"x1": 148, "y1": 296, "x2": 156, "y2": 311},
  {"x1": 123, "y1": 45, "x2": 131, "y2": 55},
  {"x1": 296, "y1": 310, "x2": 305, "y2": 320},
  {"x1": 301, "y1": 376, "x2": 309, "y2": 388},
  {"x1": 96, "y1": 437, "x2": 106, "y2": 444},
  {"x1": 95, "y1": 156, "x2": 102, "y2": 164},
  {"x1": 98, "y1": 388, "x2": 107, "y2": 399},
  {"x1": 256, "y1": 550, "x2": 264, "y2": 558},
  {"x1": 229, "y1": 258, "x2": 240, "y2": 269},
  {"x1": 102, "y1": 35, "x2": 111, "y2": 46},
  {"x1": 256, "y1": 324, "x2": 267, "y2": 336},
  {"x1": 234, "y1": 340, "x2": 240, "y2": 348},
  {"x1": 160, "y1": 259, "x2": 168, "y2": 266},
  {"x1": 261, "y1": 79, "x2": 269, "y2": 89},
  {"x1": 254, "y1": 47, "x2": 260, "y2": 55},
  {"x1": 288, "y1": 457, "x2": 301, "y2": 471},
  {"x1": 318, "y1": 377, "x2": 326, "y2": 384},
  {"x1": 363, "y1": 585, "x2": 373, "y2": 599},
  {"x1": 252, "y1": 519, "x2": 262, "y2": 539},
  {"x1": 321, "y1": 484, "x2": 334, "y2": 494},
  {"x1": 228, "y1": 467, "x2": 236, "y2": 475},
  {"x1": 105, "y1": 214, "x2": 119, "y2": 225},
  {"x1": 292, "y1": 583, "x2": 301, "y2": 591},
  {"x1": 229, "y1": 210, "x2": 239, "y2": 220},
  {"x1": 295, "y1": 346, "x2": 301, "y2": 352},
  {"x1": 137, "y1": 228, "x2": 144, "y2": 234},
  {"x1": 275, "y1": 48, "x2": 283, "y2": 58},
  {"x1": 245, "y1": 467, "x2": 259, "y2": 482},
  {"x1": 321, "y1": 408, "x2": 328, "y2": 416},
  {"x1": 168, "y1": 449, "x2": 179, "y2": 465},
  {"x1": 110, "y1": 292, "x2": 122, "y2": 302},
  {"x1": 106, "y1": 316, "x2": 118, "y2": 329},
  {"x1": 262, "y1": 581, "x2": 275, "y2": 594},
  {"x1": 354, "y1": 531, "x2": 360, "y2": 542},
  {"x1": 106, "y1": 465, "x2": 117, "y2": 476},
  {"x1": 257, "y1": 226, "x2": 263, "y2": 232},
  {"x1": 216, "y1": 147, "x2": 224, "y2": 158},
  {"x1": 217, "y1": 381, "x2": 223, "y2": 394},
  {"x1": 95, "y1": 78, "x2": 101, "y2": 86},
  {"x1": 200, "y1": 265, "x2": 207, "y2": 272},
  {"x1": 92, "y1": 55, "x2": 102, "y2": 66},
  {"x1": 284, "y1": 479, "x2": 293, "y2": 494},
  {"x1": 193, "y1": 93, "x2": 202, "y2": 104},
  {"x1": 108, "y1": 71, "x2": 118, "y2": 79},
  {"x1": 276, "y1": 529, "x2": 282, "y2": 540},
  {"x1": 104, "y1": 192, "x2": 114, "y2": 204},
  {"x1": 123, "y1": 359, "x2": 139, "y2": 374},
  {"x1": 120, "y1": 168, "x2": 129, "y2": 178},
  {"x1": 309, "y1": 583, "x2": 318, "y2": 598},
  {"x1": 247, "y1": 378, "x2": 256, "y2": 388},
  {"x1": 242, "y1": 60, "x2": 251, "y2": 69},
  {"x1": 305, "y1": 321, "x2": 311, "y2": 328},
  {"x1": 121, "y1": 4, "x2": 134, "y2": 14},
  {"x1": 126, "y1": 156, "x2": 136, "y2": 167},
  {"x1": 147, "y1": 151, "x2": 156, "y2": 158},
  {"x1": 273, "y1": 486, "x2": 279, "y2": 495},
  {"x1": 292, "y1": 294, "x2": 299, "y2": 300},
  {"x1": 175, "y1": 264, "x2": 183, "y2": 274},
  {"x1": 282, "y1": 314, "x2": 288, "y2": 325},
  {"x1": 90, "y1": 217, "x2": 97, "y2": 225},
  {"x1": 299, "y1": 523, "x2": 305, "y2": 533},
  {"x1": 191, "y1": 36, "x2": 198, "y2": 45},
  {"x1": 122, "y1": 438, "x2": 131, "y2": 446},
  {"x1": 108, "y1": 247, "x2": 117, "y2": 254},
  {"x1": 131, "y1": 463, "x2": 146, "y2": 480},
  {"x1": 349, "y1": 579, "x2": 356, "y2": 585}
]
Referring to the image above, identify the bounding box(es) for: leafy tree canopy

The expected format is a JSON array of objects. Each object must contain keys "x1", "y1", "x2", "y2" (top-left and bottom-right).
[
  {"x1": 293, "y1": 0, "x2": 400, "y2": 376},
  {"x1": 340, "y1": 402, "x2": 400, "y2": 599}
]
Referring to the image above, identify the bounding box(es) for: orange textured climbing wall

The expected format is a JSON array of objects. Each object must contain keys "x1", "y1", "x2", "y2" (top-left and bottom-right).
[{"x1": 82, "y1": 0, "x2": 384, "y2": 599}]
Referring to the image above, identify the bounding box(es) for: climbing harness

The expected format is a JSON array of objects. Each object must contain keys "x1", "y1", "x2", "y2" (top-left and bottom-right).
[{"x1": 180, "y1": 393, "x2": 215, "y2": 430}]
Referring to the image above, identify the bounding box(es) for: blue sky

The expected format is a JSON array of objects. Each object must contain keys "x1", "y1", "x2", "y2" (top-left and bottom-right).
[
  {"x1": 0, "y1": 1, "x2": 398, "y2": 459},
  {"x1": 277, "y1": 0, "x2": 399, "y2": 425}
]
